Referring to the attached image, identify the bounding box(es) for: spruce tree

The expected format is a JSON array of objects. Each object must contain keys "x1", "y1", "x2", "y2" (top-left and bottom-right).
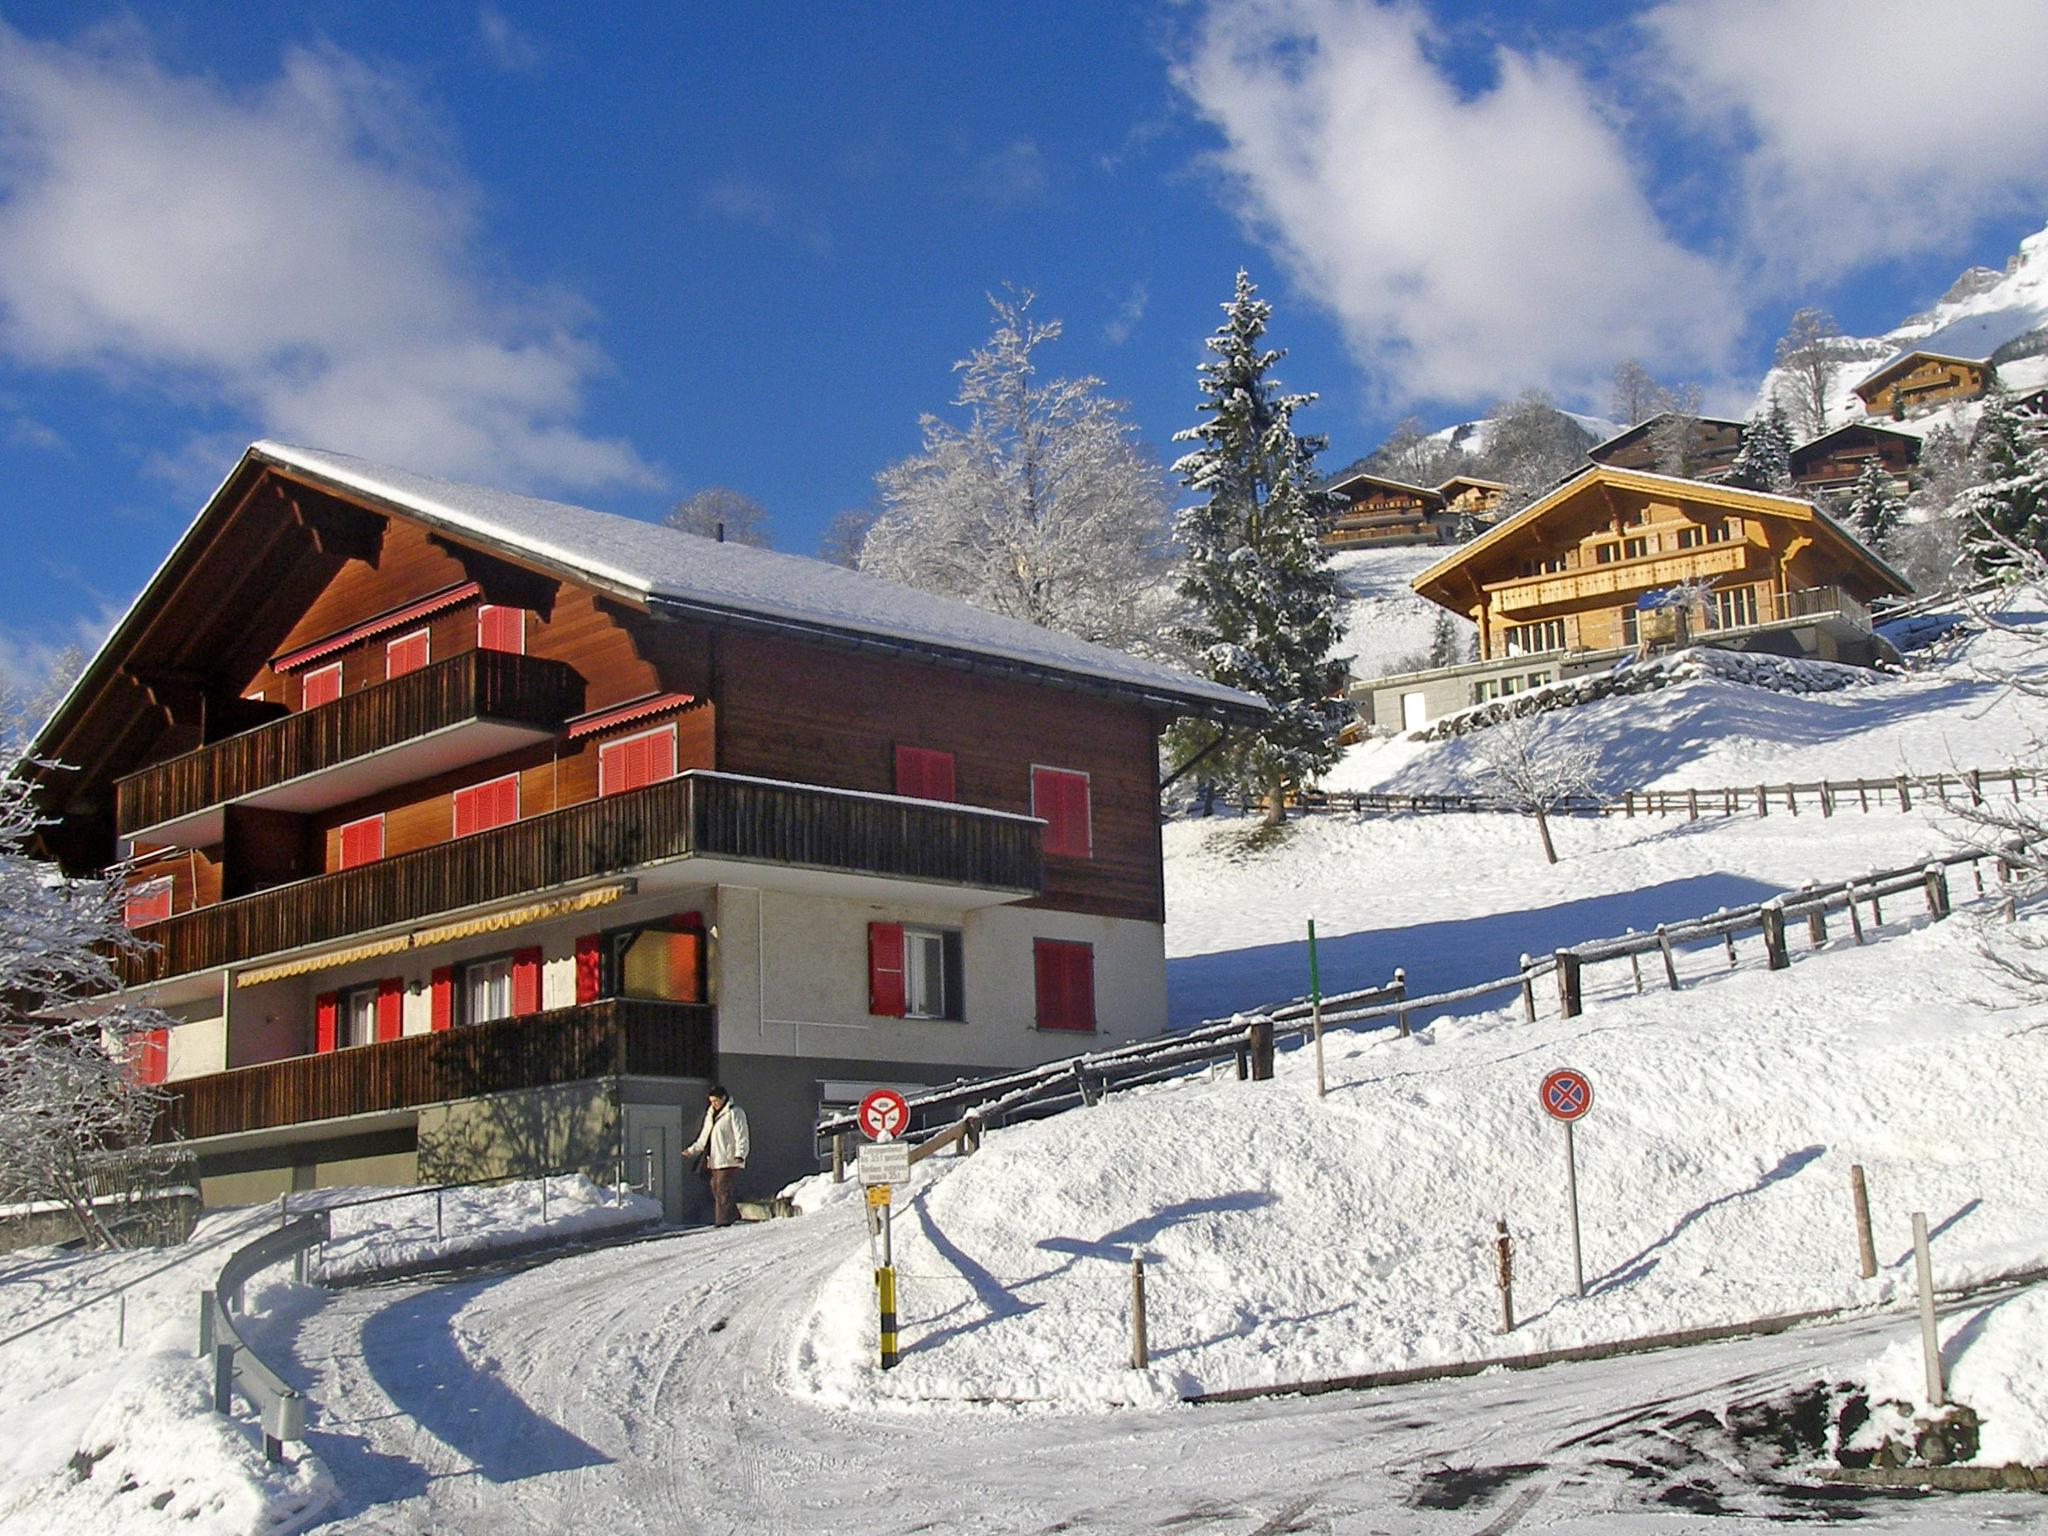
[
  {"x1": 1839, "y1": 458, "x2": 1903, "y2": 557},
  {"x1": 1725, "y1": 404, "x2": 1794, "y2": 493},
  {"x1": 1957, "y1": 388, "x2": 2048, "y2": 571},
  {"x1": 1170, "y1": 271, "x2": 1345, "y2": 826}
]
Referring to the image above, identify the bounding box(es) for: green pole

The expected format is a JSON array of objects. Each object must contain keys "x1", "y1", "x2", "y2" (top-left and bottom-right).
[{"x1": 1307, "y1": 918, "x2": 1326, "y2": 1098}]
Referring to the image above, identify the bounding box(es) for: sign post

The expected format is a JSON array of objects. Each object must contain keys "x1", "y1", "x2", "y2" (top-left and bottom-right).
[
  {"x1": 1307, "y1": 918, "x2": 1326, "y2": 1099},
  {"x1": 1539, "y1": 1068, "x2": 1594, "y2": 1299},
  {"x1": 856, "y1": 1089, "x2": 909, "y2": 1371}
]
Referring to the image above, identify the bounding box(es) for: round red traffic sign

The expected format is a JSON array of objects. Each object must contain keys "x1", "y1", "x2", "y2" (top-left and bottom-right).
[
  {"x1": 1539, "y1": 1068, "x2": 1593, "y2": 1122},
  {"x1": 857, "y1": 1088, "x2": 910, "y2": 1142}
]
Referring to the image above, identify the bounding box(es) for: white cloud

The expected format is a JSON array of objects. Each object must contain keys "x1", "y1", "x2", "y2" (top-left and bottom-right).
[
  {"x1": 1103, "y1": 280, "x2": 1150, "y2": 345},
  {"x1": 965, "y1": 138, "x2": 1050, "y2": 209},
  {"x1": 1173, "y1": 0, "x2": 1744, "y2": 410},
  {"x1": 1643, "y1": 0, "x2": 2048, "y2": 282},
  {"x1": 699, "y1": 173, "x2": 834, "y2": 256},
  {"x1": 476, "y1": 6, "x2": 541, "y2": 73},
  {"x1": 0, "y1": 20, "x2": 656, "y2": 493}
]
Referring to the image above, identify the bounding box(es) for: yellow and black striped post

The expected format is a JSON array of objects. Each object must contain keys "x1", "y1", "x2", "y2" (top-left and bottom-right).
[{"x1": 875, "y1": 1266, "x2": 898, "y2": 1369}]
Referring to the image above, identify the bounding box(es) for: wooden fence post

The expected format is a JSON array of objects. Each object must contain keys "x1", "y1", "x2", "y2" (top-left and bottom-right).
[
  {"x1": 1393, "y1": 967, "x2": 1410, "y2": 1038},
  {"x1": 1760, "y1": 903, "x2": 1790, "y2": 971},
  {"x1": 1924, "y1": 866, "x2": 1951, "y2": 921},
  {"x1": 1555, "y1": 950, "x2": 1583, "y2": 1019},
  {"x1": 1786, "y1": 785, "x2": 1799, "y2": 817},
  {"x1": 1967, "y1": 770, "x2": 1983, "y2": 807},
  {"x1": 1130, "y1": 1255, "x2": 1149, "y2": 1370},
  {"x1": 1850, "y1": 1164, "x2": 1877, "y2": 1280},
  {"x1": 1846, "y1": 885, "x2": 1866, "y2": 945},
  {"x1": 1495, "y1": 1219, "x2": 1514, "y2": 1334},
  {"x1": 1723, "y1": 921, "x2": 1738, "y2": 969},
  {"x1": 1518, "y1": 955, "x2": 1537, "y2": 1021},
  {"x1": 1656, "y1": 925, "x2": 1679, "y2": 989},
  {"x1": 832, "y1": 1133, "x2": 848, "y2": 1184},
  {"x1": 1628, "y1": 938, "x2": 1644, "y2": 994},
  {"x1": 1819, "y1": 783, "x2": 1834, "y2": 818},
  {"x1": 1687, "y1": 789, "x2": 1699, "y2": 822},
  {"x1": 1246, "y1": 1018, "x2": 1274, "y2": 1081},
  {"x1": 1895, "y1": 775, "x2": 1912, "y2": 813},
  {"x1": 1857, "y1": 778, "x2": 1870, "y2": 813},
  {"x1": 1756, "y1": 784, "x2": 1768, "y2": 817},
  {"x1": 1803, "y1": 882, "x2": 1826, "y2": 948},
  {"x1": 1624, "y1": 790, "x2": 1635, "y2": 818}
]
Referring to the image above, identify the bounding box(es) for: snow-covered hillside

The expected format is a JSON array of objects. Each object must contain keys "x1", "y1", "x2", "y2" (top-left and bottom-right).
[
  {"x1": 1327, "y1": 544, "x2": 1471, "y2": 682},
  {"x1": 1424, "y1": 407, "x2": 1623, "y2": 458}
]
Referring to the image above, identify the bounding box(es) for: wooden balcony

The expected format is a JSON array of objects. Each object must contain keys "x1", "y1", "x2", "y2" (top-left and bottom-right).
[
  {"x1": 118, "y1": 771, "x2": 1044, "y2": 987},
  {"x1": 116, "y1": 649, "x2": 586, "y2": 843},
  {"x1": 154, "y1": 997, "x2": 715, "y2": 1143}
]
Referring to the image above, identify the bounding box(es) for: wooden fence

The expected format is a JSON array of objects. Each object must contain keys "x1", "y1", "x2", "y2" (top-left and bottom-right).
[
  {"x1": 822, "y1": 841, "x2": 2025, "y2": 1167},
  {"x1": 1287, "y1": 765, "x2": 2045, "y2": 823}
]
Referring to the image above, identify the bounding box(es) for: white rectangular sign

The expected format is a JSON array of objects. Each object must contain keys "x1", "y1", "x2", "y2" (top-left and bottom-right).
[{"x1": 858, "y1": 1141, "x2": 910, "y2": 1187}]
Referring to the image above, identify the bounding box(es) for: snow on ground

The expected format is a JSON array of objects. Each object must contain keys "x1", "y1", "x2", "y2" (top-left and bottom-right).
[
  {"x1": 1851, "y1": 1286, "x2": 2048, "y2": 1469},
  {"x1": 1327, "y1": 544, "x2": 1470, "y2": 683},
  {"x1": 789, "y1": 908, "x2": 2048, "y2": 1411},
  {"x1": 309, "y1": 1174, "x2": 658, "y2": 1281}
]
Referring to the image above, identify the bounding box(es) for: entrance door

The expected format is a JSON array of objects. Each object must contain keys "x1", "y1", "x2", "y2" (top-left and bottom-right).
[
  {"x1": 622, "y1": 1107, "x2": 681, "y2": 1223},
  {"x1": 1400, "y1": 691, "x2": 1428, "y2": 732}
]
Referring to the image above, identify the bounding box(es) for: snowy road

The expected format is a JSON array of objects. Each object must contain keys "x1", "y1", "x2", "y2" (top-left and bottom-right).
[{"x1": 285, "y1": 1217, "x2": 2041, "y2": 1533}]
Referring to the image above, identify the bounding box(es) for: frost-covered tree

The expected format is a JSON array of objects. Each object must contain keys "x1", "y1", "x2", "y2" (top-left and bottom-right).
[
  {"x1": 665, "y1": 487, "x2": 773, "y2": 547},
  {"x1": 816, "y1": 507, "x2": 874, "y2": 569},
  {"x1": 1774, "y1": 307, "x2": 1846, "y2": 440},
  {"x1": 1725, "y1": 404, "x2": 1794, "y2": 493},
  {"x1": 1363, "y1": 415, "x2": 1462, "y2": 486},
  {"x1": 1839, "y1": 459, "x2": 1905, "y2": 558},
  {"x1": 1170, "y1": 271, "x2": 1345, "y2": 826},
  {"x1": 0, "y1": 740, "x2": 168, "y2": 1247},
  {"x1": 1610, "y1": 359, "x2": 1663, "y2": 428},
  {"x1": 1957, "y1": 389, "x2": 2048, "y2": 570},
  {"x1": 1474, "y1": 390, "x2": 1591, "y2": 512},
  {"x1": 1647, "y1": 384, "x2": 1709, "y2": 478},
  {"x1": 1896, "y1": 423, "x2": 1974, "y2": 591},
  {"x1": 1468, "y1": 714, "x2": 1601, "y2": 865},
  {"x1": 862, "y1": 289, "x2": 1175, "y2": 653}
]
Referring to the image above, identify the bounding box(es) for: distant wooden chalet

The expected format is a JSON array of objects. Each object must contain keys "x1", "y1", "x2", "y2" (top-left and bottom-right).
[
  {"x1": 1319, "y1": 472, "x2": 1504, "y2": 549},
  {"x1": 1788, "y1": 423, "x2": 1921, "y2": 495},
  {"x1": 24, "y1": 444, "x2": 1261, "y2": 1213},
  {"x1": 1586, "y1": 414, "x2": 1747, "y2": 480},
  {"x1": 1852, "y1": 351, "x2": 1991, "y2": 417},
  {"x1": 2012, "y1": 384, "x2": 2048, "y2": 419}
]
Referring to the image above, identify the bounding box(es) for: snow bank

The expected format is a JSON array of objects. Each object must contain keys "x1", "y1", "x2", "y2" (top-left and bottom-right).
[
  {"x1": 309, "y1": 1173, "x2": 660, "y2": 1281},
  {"x1": 1849, "y1": 1286, "x2": 2048, "y2": 1469},
  {"x1": 788, "y1": 912, "x2": 2048, "y2": 1410}
]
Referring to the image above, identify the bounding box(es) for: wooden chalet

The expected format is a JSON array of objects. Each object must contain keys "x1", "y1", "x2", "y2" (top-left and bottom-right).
[
  {"x1": 27, "y1": 444, "x2": 1261, "y2": 1214},
  {"x1": 1852, "y1": 352, "x2": 1991, "y2": 417},
  {"x1": 1409, "y1": 465, "x2": 1911, "y2": 668},
  {"x1": 1586, "y1": 414, "x2": 1747, "y2": 480},
  {"x1": 1436, "y1": 475, "x2": 1507, "y2": 521},
  {"x1": 1788, "y1": 422, "x2": 1921, "y2": 496},
  {"x1": 1319, "y1": 472, "x2": 1452, "y2": 548}
]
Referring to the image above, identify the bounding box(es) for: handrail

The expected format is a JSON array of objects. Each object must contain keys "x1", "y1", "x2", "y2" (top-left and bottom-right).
[{"x1": 198, "y1": 1211, "x2": 330, "y2": 1462}]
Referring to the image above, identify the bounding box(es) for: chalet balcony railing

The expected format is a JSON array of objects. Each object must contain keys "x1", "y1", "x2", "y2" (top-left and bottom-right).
[
  {"x1": 118, "y1": 771, "x2": 1044, "y2": 986},
  {"x1": 1777, "y1": 585, "x2": 1872, "y2": 630},
  {"x1": 115, "y1": 649, "x2": 586, "y2": 837},
  {"x1": 154, "y1": 997, "x2": 715, "y2": 1143}
]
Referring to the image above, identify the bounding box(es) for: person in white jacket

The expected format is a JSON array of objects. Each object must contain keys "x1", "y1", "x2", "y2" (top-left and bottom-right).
[{"x1": 684, "y1": 1084, "x2": 750, "y2": 1227}]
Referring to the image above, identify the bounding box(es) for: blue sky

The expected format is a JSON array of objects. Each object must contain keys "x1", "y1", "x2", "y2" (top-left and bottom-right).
[{"x1": 1, "y1": 1, "x2": 2046, "y2": 688}]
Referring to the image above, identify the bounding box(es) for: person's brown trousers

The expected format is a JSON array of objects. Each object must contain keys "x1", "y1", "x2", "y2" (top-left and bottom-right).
[{"x1": 709, "y1": 1167, "x2": 740, "y2": 1227}]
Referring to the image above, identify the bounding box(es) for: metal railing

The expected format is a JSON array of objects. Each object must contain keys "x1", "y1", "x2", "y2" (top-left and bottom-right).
[{"x1": 197, "y1": 1212, "x2": 329, "y2": 1461}]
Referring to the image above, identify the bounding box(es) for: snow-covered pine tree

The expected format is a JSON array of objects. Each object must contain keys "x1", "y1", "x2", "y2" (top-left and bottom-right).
[
  {"x1": 1169, "y1": 271, "x2": 1346, "y2": 827},
  {"x1": 1839, "y1": 458, "x2": 1905, "y2": 557},
  {"x1": 1724, "y1": 404, "x2": 1794, "y2": 493},
  {"x1": 1956, "y1": 388, "x2": 2048, "y2": 571}
]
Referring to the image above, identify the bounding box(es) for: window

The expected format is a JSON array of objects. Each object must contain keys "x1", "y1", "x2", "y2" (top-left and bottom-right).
[
  {"x1": 1033, "y1": 939, "x2": 1096, "y2": 1032},
  {"x1": 598, "y1": 725, "x2": 677, "y2": 796},
  {"x1": 1709, "y1": 518, "x2": 1739, "y2": 543},
  {"x1": 129, "y1": 1027, "x2": 169, "y2": 1086},
  {"x1": 477, "y1": 604, "x2": 525, "y2": 654},
  {"x1": 344, "y1": 985, "x2": 380, "y2": 1048},
  {"x1": 301, "y1": 663, "x2": 342, "y2": 710},
  {"x1": 610, "y1": 920, "x2": 705, "y2": 1004},
  {"x1": 465, "y1": 957, "x2": 514, "y2": 1025},
  {"x1": 894, "y1": 745, "x2": 957, "y2": 802},
  {"x1": 1031, "y1": 765, "x2": 1092, "y2": 859},
  {"x1": 320, "y1": 982, "x2": 403, "y2": 1048},
  {"x1": 338, "y1": 814, "x2": 384, "y2": 869},
  {"x1": 1594, "y1": 543, "x2": 1620, "y2": 565},
  {"x1": 867, "y1": 921, "x2": 963, "y2": 1020},
  {"x1": 385, "y1": 629, "x2": 430, "y2": 679},
  {"x1": 453, "y1": 773, "x2": 520, "y2": 837},
  {"x1": 1711, "y1": 586, "x2": 1760, "y2": 630},
  {"x1": 1622, "y1": 537, "x2": 1649, "y2": 560},
  {"x1": 1676, "y1": 525, "x2": 1704, "y2": 550},
  {"x1": 1622, "y1": 607, "x2": 1640, "y2": 646},
  {"x1": 123, "y1": 876, "x2": 172, "y2": 929},
  {"x1": 1502, "y1": 619, "x2": 1565, "y2": 656}
]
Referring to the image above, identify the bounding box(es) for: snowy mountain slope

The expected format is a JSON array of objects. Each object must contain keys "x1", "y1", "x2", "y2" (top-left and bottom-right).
[
  {"x1": 1424, "y1": 407, "x2": 1623, "y2": 458},
  {"x1": 1752, "y1": 219, "x2": 2048, "y2": 435},
  {"x1": 1327, "y1": 544, "x2": 1471, "y2": 683}
]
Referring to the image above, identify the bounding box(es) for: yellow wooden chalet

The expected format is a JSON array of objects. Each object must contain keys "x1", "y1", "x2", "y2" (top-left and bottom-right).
[
  {"x1": 1410, "y1": 466, "x2": 1910, "y2": 666},
  {"x1": 1852, "y1": 351, "x2": 1990, "y2": 417}
]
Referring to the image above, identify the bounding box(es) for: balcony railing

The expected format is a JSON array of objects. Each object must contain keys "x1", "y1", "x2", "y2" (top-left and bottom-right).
[
  {"x1": 154, "y1": 997, "x2": 715, "y2": 1143},
  {"x1": 1777, "y1": 585, "x2": 1872, "y2": 630},
  {"x1": 116, "y1": 649, "x2": 586, "y2": 838},
  {"x1": 118, "y1": 771, "x2": 1044, "y2": 987}
]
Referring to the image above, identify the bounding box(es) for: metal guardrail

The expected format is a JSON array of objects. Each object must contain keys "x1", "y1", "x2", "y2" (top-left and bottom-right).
[{"x1": 197, "y1": 1212, "x2": 328, "y2": 1461}]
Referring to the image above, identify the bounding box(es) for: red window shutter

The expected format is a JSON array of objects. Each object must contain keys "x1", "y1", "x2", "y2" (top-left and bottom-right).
[
  {"x1": 495, "y1": 774, "x2": 520, "y2": 827},
  {"x1": 376, "y1": 978, "x2": 404, "y2": 1042},
  {"x1": 1063, "y1": 773, "x2": 1092, "y2": 858},
  {"x1": 1034, "y1": 940, "x2": 1095, "y2": 1030},
  {"x1": 453, "y1": 784, "x2": 481, "y2": 839},
  {"x1": 339, "y1": 815, "x2": 384, "y2": 869},
  {"x1": 385, "y1": 630, "x2": 430, "y2": 679},
  {"x1": 302, "y1": 664, "x2": 341, "y2": 709},
  {"x1": 868, "y1": 922, "x2": 905, "y2": 1017},
  {"x1": 895, "y1": 746, "x2": 956, "y2": 801},
  {"x1": 646, "y1": 728, "x2": 675, "y2": 783},
  {"x1": 123, "y1": 879, "x2": 172, "y2": 929},
  {"x1": 430, "y1": 967, "x2": 454, "y2": 1031},
  {"x1": 454, "y1": 775, "x2": 518, "y2": 837},
  {"x1": 600, "y1": 728, "x2": 675, "y2": 796},
  {"x1": 574, "y1": 934, "x2": 603, "y2": 1004},
  {"x1": 1033, "y1": 768, "x2": 1091, "y2": 858},
  {"x1": 477, "y1": 604, "x2": 524, "y2": 654},
  {"x1": 511, "y1": 947, "x2": 542, "y2": 1015},
  {"x1": 132, "y1": 1027, "x2": 169, "y2": 1086},
  {"x1": 315, "y1": 992, "x2": 338, "y2": 1053}
]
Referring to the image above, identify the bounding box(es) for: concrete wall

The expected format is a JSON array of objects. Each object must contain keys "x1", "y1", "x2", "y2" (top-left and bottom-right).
[{"x1": 196, "y1": 1127, "x2": 418, "y2": 1208}]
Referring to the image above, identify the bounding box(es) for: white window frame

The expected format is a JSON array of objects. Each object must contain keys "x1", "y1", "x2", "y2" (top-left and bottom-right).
[
  {"x1": 901, "y1": 925, "x2": 960, "y2": 1022},
  {"x1": 477, "y1": 603, "x2": 526, "y2": 654},
  {"x1": 598, "y1": 723, "x2": 678, "y2": 796},
  {"x1": 464, "y1": 956, "x2": 515, "y2": 1026},
  {"x1": 343, "y1": 984, "x2": 381, "y2": 1049},
  {"x1": 301, "y1": 661, "x2": 342, "y2": 709},
  {"x1": 1030, "y1": 763, "x2": 1093, "y2": 860},
  {"x1": 385, "y1": 627, "x2": 431, "y2": 678}
]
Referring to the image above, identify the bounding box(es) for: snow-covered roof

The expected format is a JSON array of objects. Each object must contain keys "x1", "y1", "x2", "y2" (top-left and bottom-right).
[{"x1": 247, "y1": 444, "x2": 1259, "y2": 718}]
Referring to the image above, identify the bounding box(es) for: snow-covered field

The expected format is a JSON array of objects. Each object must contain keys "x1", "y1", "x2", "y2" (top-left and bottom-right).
[{"x1": 1327, "y1": 544, "x2": 1470, "y2": 683}]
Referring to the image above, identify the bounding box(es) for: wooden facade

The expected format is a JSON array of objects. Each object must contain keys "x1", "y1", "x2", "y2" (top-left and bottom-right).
[
  {"x1": 26, "y1": 444, "x2": 1252, "y2": 1180},
  {"x1": 1319, "y1": 473, "x2": 1451, "y2": 548},
  {"x1": 1586, "y1": 414, "x2": 1747, "y2": 480},
  {"x1": 1788, "y1": 423, "x2": 1921, "y2": 495},
  {"x1": 1410, "y1": 466, "x2": 1911, "y2": 664},
  {"x1": 1853, "y1": 352, "x2": 1990, "y2": 417}
]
